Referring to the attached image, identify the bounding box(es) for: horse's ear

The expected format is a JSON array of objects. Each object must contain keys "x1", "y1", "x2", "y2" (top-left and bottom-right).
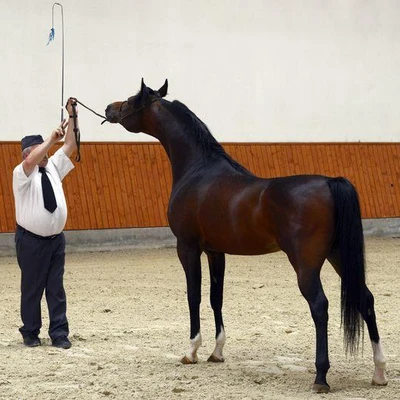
[
  {"x1": 158, "y1": 79, "x2": 168, "y2": 98},
  {"x1": 139, "y1": 78, "x2": 149, "y2": 99}
]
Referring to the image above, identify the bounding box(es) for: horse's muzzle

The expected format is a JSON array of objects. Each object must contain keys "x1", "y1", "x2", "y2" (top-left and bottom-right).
[{"x1": 105, "y1": 104, "x2": 119, "y2": 123}]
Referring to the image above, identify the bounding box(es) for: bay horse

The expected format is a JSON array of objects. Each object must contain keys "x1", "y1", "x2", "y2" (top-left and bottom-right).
[{"x1": 105, "y1": 79, "x2": 388, "y2": 393}]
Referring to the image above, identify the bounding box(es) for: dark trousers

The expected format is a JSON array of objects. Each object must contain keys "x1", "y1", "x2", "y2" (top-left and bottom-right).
[{"x1": 15, "y1": 226, "x2": 69, "y2": 340}]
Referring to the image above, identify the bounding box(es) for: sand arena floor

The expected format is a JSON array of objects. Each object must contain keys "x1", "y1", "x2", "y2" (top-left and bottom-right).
[{"x1": 0, "y1": 237, "x2": 399, "y2": 399}]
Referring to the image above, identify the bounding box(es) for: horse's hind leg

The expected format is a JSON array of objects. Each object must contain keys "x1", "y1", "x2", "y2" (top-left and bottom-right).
[
  {"x1": 206, "y1": 251, "x2": 226, "y2": 362},
  {"x1": 295, "y1": 267, "x2": 331, "y2": 393},
  {"x1": 177, "y1": 240, "x2": 202, "y2": 364},
  {"x1": 364, "y1": 287, "x2": 388, "y2": 386},
  {"x1": 328, "y1": 253, "x2": 388, "y2": 386}
]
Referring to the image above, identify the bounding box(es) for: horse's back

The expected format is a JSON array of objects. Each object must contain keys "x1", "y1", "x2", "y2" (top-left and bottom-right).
[{"x1": 168, "y1": 172, "x2": 335, "y2": 256}]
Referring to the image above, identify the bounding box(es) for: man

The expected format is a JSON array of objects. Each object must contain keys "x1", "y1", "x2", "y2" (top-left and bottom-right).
[{"x1": 12, "y1": 98, "x2": 79, "y2": 349}]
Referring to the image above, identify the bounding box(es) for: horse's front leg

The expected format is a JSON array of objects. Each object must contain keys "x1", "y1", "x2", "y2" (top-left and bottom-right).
[
  {"x1": 177, "y1": 240, "x2": 202, "y2": 364},
  {"x1": 206, "y1": 251, "x2": 226, "y2": 363}
]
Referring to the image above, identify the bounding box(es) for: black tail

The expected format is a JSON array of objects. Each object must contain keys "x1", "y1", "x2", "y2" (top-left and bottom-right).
[{"x1": 328, "y1": 177, "x2": 365, "y2": 355}]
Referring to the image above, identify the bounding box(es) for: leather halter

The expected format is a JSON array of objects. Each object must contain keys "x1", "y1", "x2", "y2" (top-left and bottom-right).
[{"x1": 118, "y1": 97, "x2": 160, "y2": 123}]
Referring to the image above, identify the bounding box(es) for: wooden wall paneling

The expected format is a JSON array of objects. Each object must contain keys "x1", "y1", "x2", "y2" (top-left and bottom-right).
[
  {"x1": 146, "y1": 144, "x2": 166, "y2": 226},
  {"x1": 366, "y1": 145, "x2": 381, "y2": 218},
  {"x1": 279, "y1": 144, "x2": 291, "y2": 176},
  {"x1": 382, "y1": 144, "x2": 399, "y2": 217},
  {"x1": 325, "y1": 145, "x2": 337, "y2": 178},
  {"x1": 333, "y1": 144, "x2": 344, "y2": 177},
  {"x1": 0, "y1": 146, "x2": 10, "y2": 232},
  {"x1": 130, "y1": 144, "x2": 149, "y2": 226},
  {"x1": 1, "y1": 142, "x2": 400, "y2": 233},
  {"x1": 357, "y1": 144, "x2": 372, "y2": 219},
  {"x1": 263, "y1": 144, "x2": 278, "y2": 177},
  {"x1": 322, "y1": 144, "x2": 334, "y2": 175},
  {"x1": 388, "y1": 144, "x2": 400, "y2": 216},
  {"x1": 2, "y1": 145, "x2": 17, "y2": 231},
  {"x1": 128, "y1": 144, "x2": 147, "y2": 226},
  {"x1": 114, "y1": 144, "x2": 135, "y2": 227},
  {"x1": 78, "y1": 146, "x2": 100, "y2": 229},
  {"x1": 103, "y1": 144, "x2": 122, "y2": 227},
  {"x1": 372, "y1": 145, "x2": 388, "y2": 218},
  {"x1": 371, "y1": 145, "x2": 387, "y2": 218},
  {"x1": 141, "y1": 144, "x2": 158, "y2": 225},
  {"x1": 292, "y1": 143, "x2": 302, "y2": 174},
  {"x1": 140, "y1": 144, "x2": 158, "y2": 226},
  {"x1": 258, "y1": 144, "x2": 268, "y2": 176},
  {"x1": 386, "y1": 145, "x2": 400, "y2": 217},
  {"x1": 286, "y1": 144, "x2": 297, "y2": 175},
  {"x1": 235, "y1": 144, "x2": 248, "y2": 171},
  {"x1": 108, "y1": 144, "x2": 125, "y2": 228},
  {"x1": 93, "y1": 144, "x2": 113, "y2": 228},
  {"x1": 86, "y1": 144, "x2": 104, "y2": 229},
  {"x1": 301, "y1": 144, "x2": 309, "y2": 173},
  {"x1": 239, "y1": 144, "x2": 250, "y2": 171},
  {"x1": 261, "y1": 143, "x2": 277, "y2": 177},
  {"x1": 122, "y1": 144, "x2": 141, "y2": 227},
  {"x1": 251, "y1": 145, "x2": 263, "y2": 176},
  {"x1": 152, "y1": 145, "x2": 170, "y2": 226},
  {"x1": 259, "y1": 143, "x2": 272, "y2": 176}
]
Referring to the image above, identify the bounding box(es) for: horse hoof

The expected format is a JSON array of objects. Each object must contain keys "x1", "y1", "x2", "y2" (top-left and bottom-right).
[
  {"x1": 180, "y1": 356, "x2": 197, "y2": 365},
  {"x1": 207, "y1": 354, "x2": 225, "y2": 363},
  {"x1": 312, "y1": 383, "x2": 330, "y2": 394},
  {"x1": 372, "y1": 379, "x2": 388, "y2": 386}
]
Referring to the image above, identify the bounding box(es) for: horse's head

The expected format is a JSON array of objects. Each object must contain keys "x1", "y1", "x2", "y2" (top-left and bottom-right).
[{"x1": 105, "y1": 78, "x2": 168, "y2": 133}]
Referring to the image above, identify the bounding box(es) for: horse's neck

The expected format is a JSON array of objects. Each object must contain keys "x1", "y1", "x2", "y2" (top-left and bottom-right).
[
  {"x1": 144, "y1": 107, "x2": 205, "y2": 183},
  {"x1": 161, "y1": 132, "x2": 204, "y2": 184},
  {"x1": 148, "y1": 103, "x2": 240, "y2": 184}
]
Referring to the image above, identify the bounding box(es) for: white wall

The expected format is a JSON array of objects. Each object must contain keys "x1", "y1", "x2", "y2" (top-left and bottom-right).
[{"x1": 1, "y1": 0, "x2": 399, "y2": 142}]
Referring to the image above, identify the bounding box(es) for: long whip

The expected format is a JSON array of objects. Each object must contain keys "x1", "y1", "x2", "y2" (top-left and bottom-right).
[
  {"x1": 47, "y1": 3, "x2": 65, "y2": 122},
  {"x1": 47, "y1": 3, "x2": 82, "y2": 161},
  {"x1": 47, "y1": 3, "x2": 107, "y2": 161}
]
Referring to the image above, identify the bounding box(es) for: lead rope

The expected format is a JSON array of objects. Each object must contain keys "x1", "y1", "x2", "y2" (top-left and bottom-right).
[
  {"x1": 69, "y1": 100, "x2": 81, "y2": 162},
  {"x1": 67, "y1": 98, "x2": 107, "y2": 162},
  {"x1": 73, "y1": 99, "x2": 107, "y2": 123}
]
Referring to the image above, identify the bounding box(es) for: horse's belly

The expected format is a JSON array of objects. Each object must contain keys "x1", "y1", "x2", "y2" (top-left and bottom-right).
[{"x1": 203, "y1": 232, "x2": 281, "y2": 256}]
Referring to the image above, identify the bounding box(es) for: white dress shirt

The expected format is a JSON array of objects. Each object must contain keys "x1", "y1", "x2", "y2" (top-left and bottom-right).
[{"x1": 13, "y1": 148, "x2": 74, "y2": 237}]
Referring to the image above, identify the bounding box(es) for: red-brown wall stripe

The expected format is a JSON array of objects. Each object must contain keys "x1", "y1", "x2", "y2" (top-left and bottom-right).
[{"x1": 1, "y1": 142, "x2": 399, "y2": 233}]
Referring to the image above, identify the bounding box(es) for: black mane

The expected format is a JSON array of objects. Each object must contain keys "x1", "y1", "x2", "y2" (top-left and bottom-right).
[{"x1": 163, "y1": 100, "x2": 252, "y2": 175}]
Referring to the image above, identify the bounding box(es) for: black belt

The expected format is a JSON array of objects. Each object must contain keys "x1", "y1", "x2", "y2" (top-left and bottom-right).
[{"x1": 16, "y1": 224, "x2": 61, "y2": 240}]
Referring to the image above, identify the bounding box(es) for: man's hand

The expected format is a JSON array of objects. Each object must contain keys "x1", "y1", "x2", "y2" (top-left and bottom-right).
[
  {"x1": 51, "y1": 119, "x2": 68, "y2": 143},
  {"x1": 66, "y1": 97, "x2": 78, "y2": 116}
]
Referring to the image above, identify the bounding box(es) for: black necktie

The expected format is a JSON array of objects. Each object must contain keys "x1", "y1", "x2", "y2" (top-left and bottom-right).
[{"x1": 39, "y1": 167, "x2": 57, "y2": 213}]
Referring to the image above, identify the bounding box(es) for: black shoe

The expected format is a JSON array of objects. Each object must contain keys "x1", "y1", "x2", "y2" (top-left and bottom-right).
[
  {"x1": 52, "y1": 336, "x2": 72, "y2": 349},
  {"x1": 23, "y1": 335, "x2": 41, "y2": 347}
]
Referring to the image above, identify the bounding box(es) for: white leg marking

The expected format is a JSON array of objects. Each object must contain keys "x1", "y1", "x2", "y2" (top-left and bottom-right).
[
  {"x1": 209, "y1": 328, "x2": 226, "y2": 362},
  {"x1": 184, "y1": 332, "x2": 202, "y2": 363},
  {"x1": 371, "y1": 341, "x2": 388, "y2": 386}
]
